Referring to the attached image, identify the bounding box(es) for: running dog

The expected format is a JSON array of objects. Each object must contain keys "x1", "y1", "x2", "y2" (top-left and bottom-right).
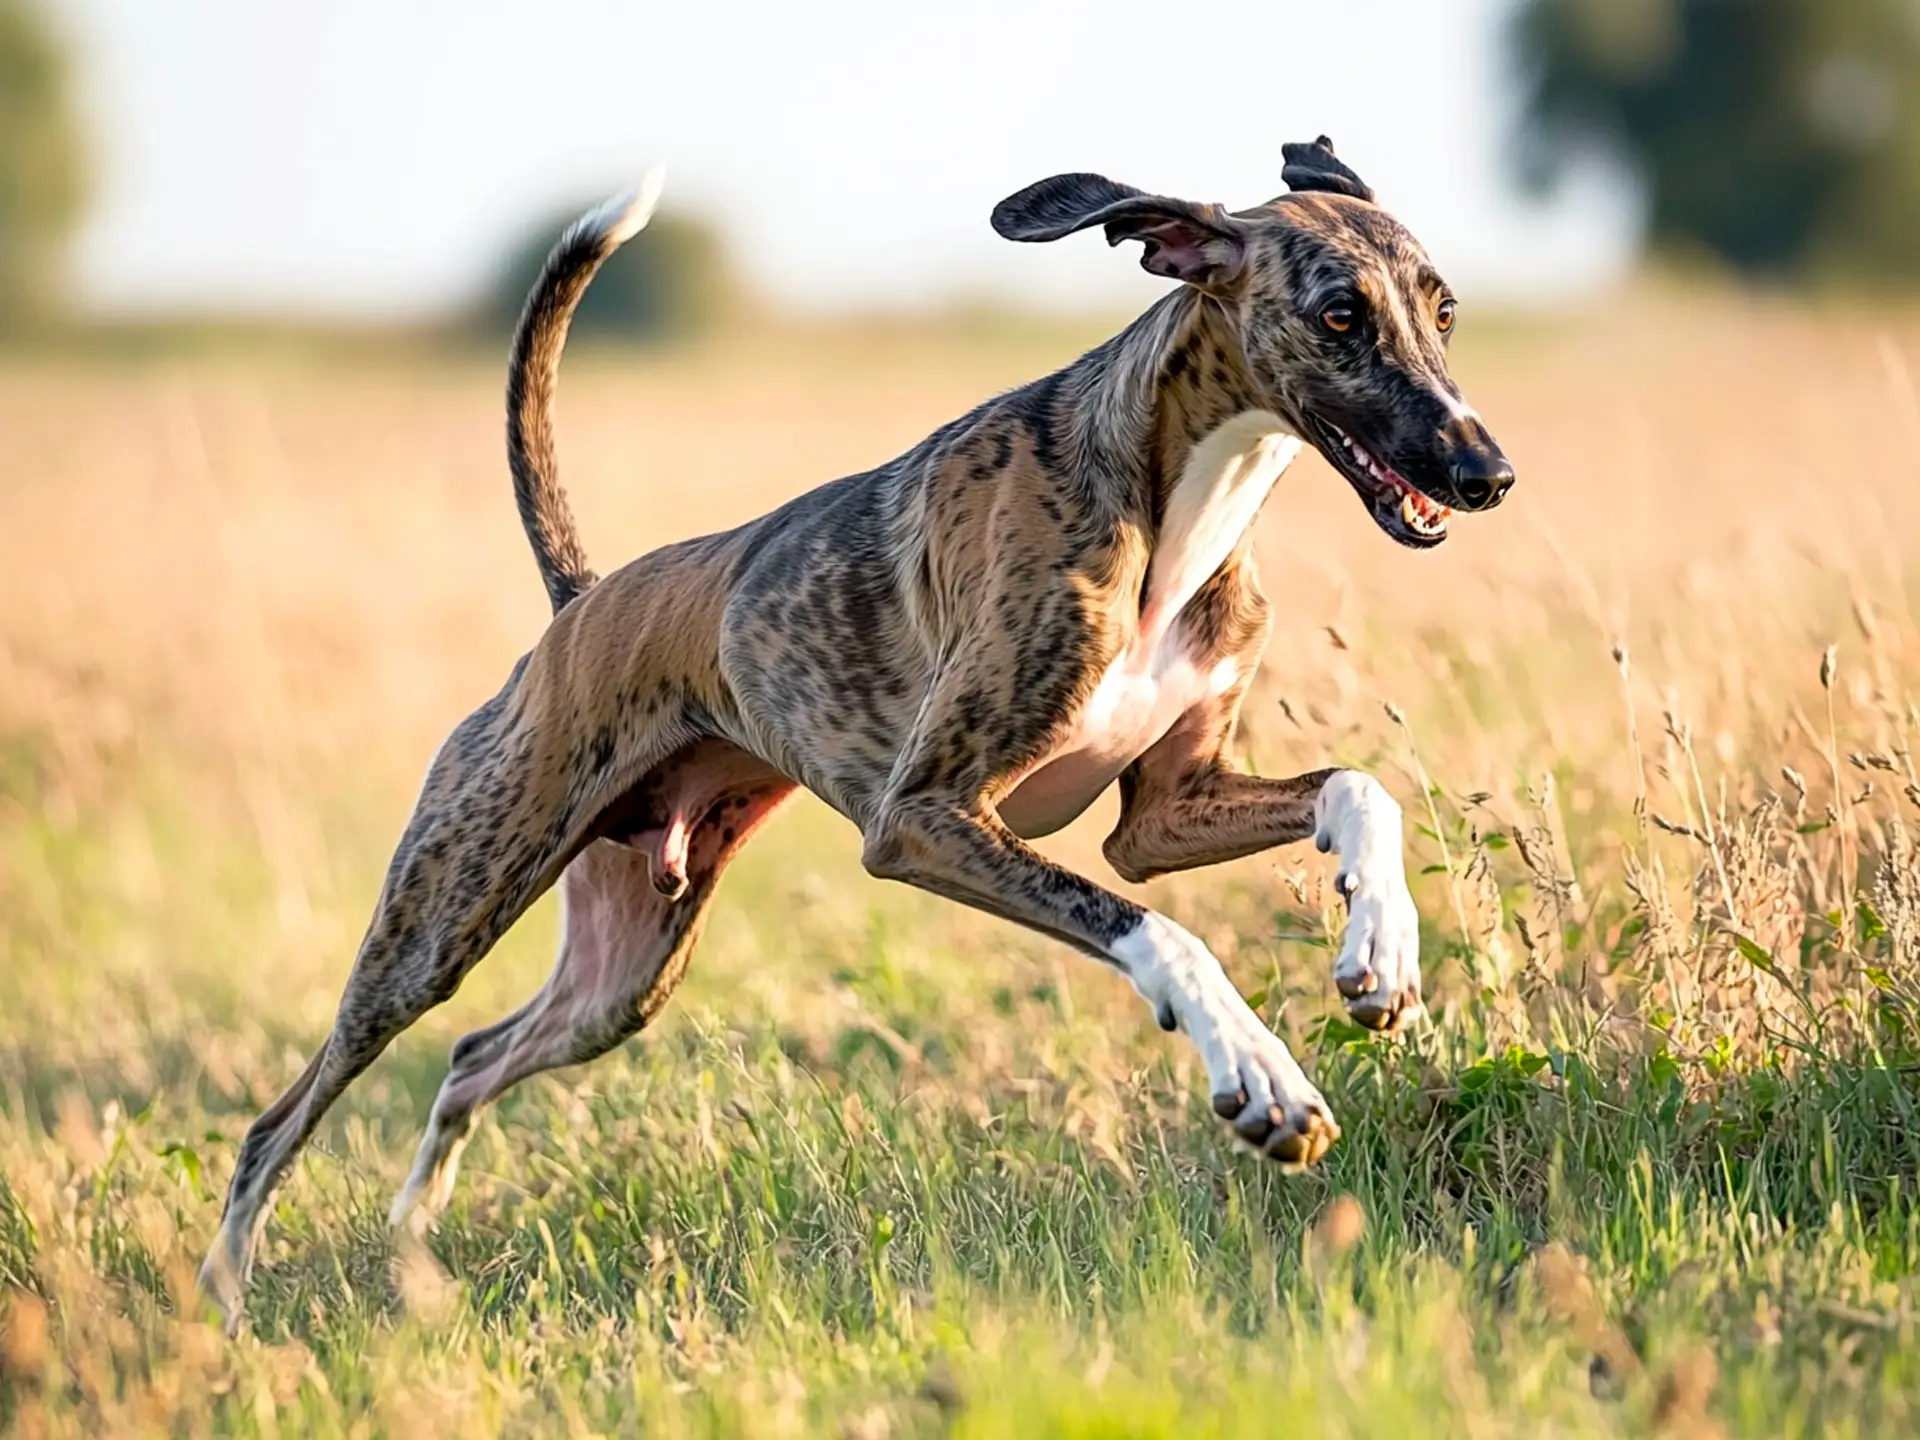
[{"x1": 201, "y1": 138, "x2": 1514, "y2": 1325}]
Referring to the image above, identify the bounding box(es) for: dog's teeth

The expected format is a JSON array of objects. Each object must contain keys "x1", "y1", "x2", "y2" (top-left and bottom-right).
[
  {"x1": 1346, "y1": 437, "x2": 1443, "y2": 536},
  {"x1": 1399, "y1": 493, "x2": 1444, "y2": 535}
]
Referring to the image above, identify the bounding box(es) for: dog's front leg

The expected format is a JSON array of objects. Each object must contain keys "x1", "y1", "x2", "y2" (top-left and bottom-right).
[
  {"x1": 860, "y1": 791, "x2": 1337, "y2": 1169},
  {"x1": 1105, "y1": 704, "x2": 1422, "y2": 1031},
  {"x1": 1312, "y1": 771, "x2": 1423, "y2": 1030}
]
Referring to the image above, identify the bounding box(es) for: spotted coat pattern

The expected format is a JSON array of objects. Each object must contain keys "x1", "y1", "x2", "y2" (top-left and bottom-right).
[{"x1": 200, "y1": 140, "x2": 1513, "y2": 1326}]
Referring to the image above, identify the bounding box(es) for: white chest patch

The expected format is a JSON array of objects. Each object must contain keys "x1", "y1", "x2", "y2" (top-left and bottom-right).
[{"x1": 1000, "y1": 411, "x2": 1302, "y2": 839}]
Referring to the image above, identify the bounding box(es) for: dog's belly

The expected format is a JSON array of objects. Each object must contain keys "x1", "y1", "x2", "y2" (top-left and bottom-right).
[{"x1": 1000, "y1": 640, "x2": 1235, "y2": 840}]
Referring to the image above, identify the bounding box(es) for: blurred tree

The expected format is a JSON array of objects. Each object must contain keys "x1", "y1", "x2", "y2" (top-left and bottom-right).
[
  {"x1": 0, "y1": 0, "x2": 88, "y2": 328},
  {"x1": 481, "y1": 204, "x2": 734, "y2": 344},
  {"x1": 1514, "y1": 0, "x2": 1920, "y2": 278}
]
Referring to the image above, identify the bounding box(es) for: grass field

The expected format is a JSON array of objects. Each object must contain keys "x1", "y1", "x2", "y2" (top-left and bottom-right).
[{"x1": 3, "y1": 291, "x2": 1920, "y2": 1437}]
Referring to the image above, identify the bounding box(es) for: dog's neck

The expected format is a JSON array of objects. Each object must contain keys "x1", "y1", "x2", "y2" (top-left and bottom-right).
[
  {"x1": 1081, "y1": 288, "x2": 1278, "y2": 521},
  {"x1": 1152, "y1": 291, "x2": 1271, "y2": 486}
]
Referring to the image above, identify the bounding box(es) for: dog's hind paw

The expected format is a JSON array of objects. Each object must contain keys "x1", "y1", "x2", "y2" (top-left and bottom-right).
[{"x1": 197, "y1": 1241, "x2": 248, "y2": 1338}]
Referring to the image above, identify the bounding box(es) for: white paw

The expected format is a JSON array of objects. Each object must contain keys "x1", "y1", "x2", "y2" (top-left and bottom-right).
[
  {"x1": 1203, "y1": 1008, "x2": 1340, "y2": 1168},
  {"x1": 1332, "y1": 871, "x2": 1423, "y2": 1031},
  {"x1": 1315, "y1": 770, "x2": 1425, "y2": 1032},
  {"x1": 197, "y1": 1233, "x2": 249, "y2": 1337},
  {"x1": 1113, "y1": 912, "x2": 1339, "y2": 1169}
]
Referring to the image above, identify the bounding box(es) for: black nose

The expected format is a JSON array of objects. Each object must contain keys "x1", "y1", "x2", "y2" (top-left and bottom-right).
[{"x1": 1448, "y1": 448, "x2": 1515, "y2": 512}]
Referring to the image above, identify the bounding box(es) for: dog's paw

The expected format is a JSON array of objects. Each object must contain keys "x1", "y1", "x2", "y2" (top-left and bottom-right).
[
  {"x1": 1206, "y1": 1011, "x2": 1340, "y2": 1169},
  {"x1": 197, "y1": 1239, "x2": 248, "y2": 1338},
  {"x1": 1315, "y1": 770, "x2": 1423, "y2": 1031},
  {"x1": 1114, "y1": 912, "x2": 1339, "y2": 1169},
  {"x1": 1332, "y1": 870, "x2": 1423, "y2": 1031}
]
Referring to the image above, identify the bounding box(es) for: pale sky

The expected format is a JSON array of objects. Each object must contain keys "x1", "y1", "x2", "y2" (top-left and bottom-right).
[{"x1": 55, "y1": 0, "x2": 1640, "y2": 319}]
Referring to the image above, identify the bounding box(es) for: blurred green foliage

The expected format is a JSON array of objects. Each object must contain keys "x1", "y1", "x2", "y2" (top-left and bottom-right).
[
  {"x1": 481, "y1": 204, "x2": 735, "y2": 345},
  {"x1": 0, "y1": 0, "x2": 87, "y2": 329},
  {"x1": 1515, "y1": 0, "x2": 1920, "y2": 278}
]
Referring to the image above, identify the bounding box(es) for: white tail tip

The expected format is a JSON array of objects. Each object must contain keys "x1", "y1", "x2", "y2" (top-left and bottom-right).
[{"x1": 589, "y1": 165, "x2": 667, "y2": 248}]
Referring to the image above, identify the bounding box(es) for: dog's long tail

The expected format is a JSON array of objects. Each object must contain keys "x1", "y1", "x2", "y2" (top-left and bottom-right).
[{"x1": 505, "y1": 169, "x2": 666, "y2": 614}]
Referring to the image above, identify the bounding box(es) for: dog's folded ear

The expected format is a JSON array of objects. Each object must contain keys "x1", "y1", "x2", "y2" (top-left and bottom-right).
[
  {"x1": 1281, "y1": 135, "x2": 1375, "y2": 203},
  {"x1": 991, "y1": 173, "x2": 1248, "y2": 290}
]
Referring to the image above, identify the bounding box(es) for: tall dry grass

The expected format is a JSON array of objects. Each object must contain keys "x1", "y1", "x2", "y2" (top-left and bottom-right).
[{"x1": 1, "y1": 289, "x2": 1918, "y2": 1435}]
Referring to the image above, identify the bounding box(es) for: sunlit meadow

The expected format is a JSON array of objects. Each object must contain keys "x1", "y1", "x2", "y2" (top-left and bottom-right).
[{"x1": 3, "y1": 289, "x2": 1919, "y2": 1436}]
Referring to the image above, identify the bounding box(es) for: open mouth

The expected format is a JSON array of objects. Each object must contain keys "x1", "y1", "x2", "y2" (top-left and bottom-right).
[{"x1": 1310, "y1": 420, "x2": 1452, "y2": 549}]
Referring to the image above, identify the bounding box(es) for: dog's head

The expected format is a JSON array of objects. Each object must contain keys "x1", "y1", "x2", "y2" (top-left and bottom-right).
[{"x1": 991, "y1": 138, "x2": 1513, "y2": 549}]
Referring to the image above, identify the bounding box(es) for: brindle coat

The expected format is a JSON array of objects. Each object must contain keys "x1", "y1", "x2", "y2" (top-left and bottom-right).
[{"x1": 200, "y1": 139, "x2": 1514, "y2": 1326}]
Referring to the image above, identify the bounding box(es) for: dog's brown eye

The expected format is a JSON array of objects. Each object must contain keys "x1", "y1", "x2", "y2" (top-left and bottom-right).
[
  {"x1": 1436, "y1": 298, "x2": 1456, "y2": 333},
  {"x1": 1322, "y1": 304, "x2": 1355, "y2": 333}
]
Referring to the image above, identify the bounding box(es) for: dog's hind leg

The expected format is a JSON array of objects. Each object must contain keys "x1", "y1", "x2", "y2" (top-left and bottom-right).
[
  {"x1": 390, "y1": 740, "x2": 795, "y2": 1232},
  {"x1": 199, "y1": 688, "x2": 600, "y2": 1328}
]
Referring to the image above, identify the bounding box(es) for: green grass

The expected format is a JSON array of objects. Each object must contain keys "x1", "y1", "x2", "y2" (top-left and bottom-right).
[
  {"x1": 3, "y1": 766, "x2": 1918, "y2": 1438},
  {"x1": 6, "y1": 316, "x2": 1920, "y2": 1436}
]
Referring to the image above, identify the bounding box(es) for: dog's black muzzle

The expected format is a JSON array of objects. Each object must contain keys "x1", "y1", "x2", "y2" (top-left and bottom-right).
[
  {"x1": 1447, "y1": 445, "x2": 1514, "y2": 511},
  {"x1": 1436, "y1": 417, "x2": 1514, "y2": 512}
]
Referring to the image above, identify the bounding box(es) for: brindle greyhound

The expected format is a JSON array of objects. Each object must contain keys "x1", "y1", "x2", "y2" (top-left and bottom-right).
[{"x1": 200, "y1": 138, "x2": 1513, "y2": 1325}]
